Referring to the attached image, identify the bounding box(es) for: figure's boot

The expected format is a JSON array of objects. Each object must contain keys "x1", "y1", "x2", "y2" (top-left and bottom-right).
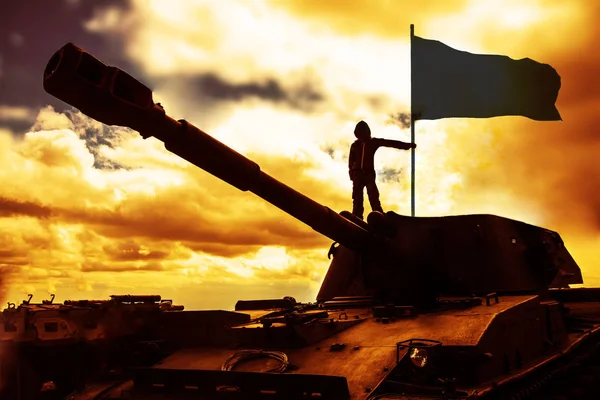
[
  {"x1": 352, "y1": 204, "x2": 364, "y2": 220},
  {"x1": 352, "y1": 183, "x2": 365, "y2": 220},
  {"x1": 366, "y1": 182, "x2": 383, "y2": 215},
  {"x1": 372, "y1": 205, "x2": 384, "y2": 214}
]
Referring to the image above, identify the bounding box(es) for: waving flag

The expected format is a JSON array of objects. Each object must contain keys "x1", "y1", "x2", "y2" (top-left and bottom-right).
[{"x1": 411, "y1": 35, "x2": 562, "y2": 121}]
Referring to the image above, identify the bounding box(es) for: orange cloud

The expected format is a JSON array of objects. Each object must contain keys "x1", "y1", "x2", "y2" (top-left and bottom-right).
[
  {"x1": 265, "y1": 0, "x2": 600, "y2": 283},
  {"x1": 267, "y1": 0, "x2": 470, "y2": 37},
  {"x1": 0, "y1": 106, "x2": 338, "y2": 307},
  {"x1": 0, "y1": 197, "x2": 52, "y2": 218}
]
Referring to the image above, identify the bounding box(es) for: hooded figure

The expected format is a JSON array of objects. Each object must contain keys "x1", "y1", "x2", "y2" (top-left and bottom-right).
[{"x1": 348, "y1": 120, "x2": 416, "y2": 219}]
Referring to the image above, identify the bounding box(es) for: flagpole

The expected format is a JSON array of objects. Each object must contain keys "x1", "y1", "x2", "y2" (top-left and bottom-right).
[{"x1": 410, "y1": 24, "x2": 415, "y2": 217}]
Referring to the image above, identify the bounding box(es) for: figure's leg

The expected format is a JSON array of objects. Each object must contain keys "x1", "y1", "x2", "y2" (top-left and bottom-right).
[
  {"x1": 366, "y1": 180, "x2": 383, "y2": 213},
  {"x1": 352, "y1": 181, "x2": 365, "y2": 219}
]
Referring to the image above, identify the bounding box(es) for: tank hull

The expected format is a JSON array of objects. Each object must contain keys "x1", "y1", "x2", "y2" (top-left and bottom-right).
[{"x1": 60, "y1": 289, "x2": 600, "y2": 400}]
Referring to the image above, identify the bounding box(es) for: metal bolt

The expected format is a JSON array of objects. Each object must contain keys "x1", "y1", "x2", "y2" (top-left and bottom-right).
[{"x1": 354, "y1": 346, "x2": 360, "y2": 351}]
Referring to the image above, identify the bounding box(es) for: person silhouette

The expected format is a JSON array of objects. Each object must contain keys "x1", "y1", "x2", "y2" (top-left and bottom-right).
[{"x1": 348, "y1": 120, "x2": 416, "y2": 220}]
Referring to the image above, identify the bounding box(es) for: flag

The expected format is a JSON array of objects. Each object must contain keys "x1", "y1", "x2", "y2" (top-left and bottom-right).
[{"x1": 411, "y1": 36, "x2": 562, "y2": 121}]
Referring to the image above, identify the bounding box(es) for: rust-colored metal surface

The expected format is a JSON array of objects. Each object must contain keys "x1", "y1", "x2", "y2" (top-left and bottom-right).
[
  {"x1": 143, "y1": 296, "x2": 537, "y2": 398},
  {"x1": 155, "y1": 345, "x2": 396, "y2": 400}
]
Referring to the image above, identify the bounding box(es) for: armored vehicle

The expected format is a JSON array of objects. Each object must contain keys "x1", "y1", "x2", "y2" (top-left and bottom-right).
[
  {"x1": 0, "y1": 294, "x2": 186, "y2": 399},
  {"x1": 34, "y1": 43, "x2": 600, "y2": 399}
]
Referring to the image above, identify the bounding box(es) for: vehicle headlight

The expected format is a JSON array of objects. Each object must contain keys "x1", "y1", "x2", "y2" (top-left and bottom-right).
[
  {"x1": 409, "y1": 347, "x2": 428, "y2": 368},
  {"x1": 397, "y1": 338, "x2": 441, "y2": 370}
]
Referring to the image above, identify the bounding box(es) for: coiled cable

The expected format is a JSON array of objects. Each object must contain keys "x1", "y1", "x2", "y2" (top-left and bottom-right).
[{"x1": 221, "y1": 349, "x2": 289, "y2": 373}]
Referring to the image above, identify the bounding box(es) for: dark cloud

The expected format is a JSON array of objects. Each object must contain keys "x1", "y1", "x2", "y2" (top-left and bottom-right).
[
  {"x1": 92, "y1": 158, "x2": 127, "y2": 170},
  {"x1": 184, "y1": 242, "x2": 263, "y2": 258},
  {"x1": 0, "y1": 191, "x2": 327, "y2": 259},
  {"x1": 0, "y1": 111, "x2": 337, "y2": 261},
  {"x1": 102, "y1": 241, "x2": 171, "y2": 262},
  {"x1": 60, "y1": 109, "x2": 132, "y2": 169},
  {"x1": 81, "y1": 261, "x2": 166, "y2": 272},
  {"x1": 0, "y1": 197, "x2": 52, "y2": 218},
  {"x1": 0, "y1": 249, "x2": 29, "y2": 266},
  {"x1": 322, "y1": 145, "x2": 336, "y2": 158},
  {"x1": 377, "y1": 167, "x2": 403, "y2": 183},
  {"x1": 197, "y1": 74, "x2": 287, "y2": 102},
  {"x1": 154, "y1": 73, "x2": 325, "y2": 112},
  {"x1": 0, "y1": 119, "x2": 34, "y2": 135},
  {"x1": 387, "y1": 112, "x2": 411, "y2": 129},
  {"x1": 78, "y1": 210, "x2": 327, "y2": 257},
  {"x1": 0, "y1": 105, "x2": 36, "y2": 134},
  {"x1": 60, "y1": 110, "x2": 120, "y2": 146},
  {"x1": 0, "y1": 0, "x2": 142, "y2": 113}
]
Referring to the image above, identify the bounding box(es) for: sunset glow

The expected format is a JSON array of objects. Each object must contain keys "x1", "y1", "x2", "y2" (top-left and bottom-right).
[{"x1": 1, "y1": 0, "x2": 599, "y2": 309}]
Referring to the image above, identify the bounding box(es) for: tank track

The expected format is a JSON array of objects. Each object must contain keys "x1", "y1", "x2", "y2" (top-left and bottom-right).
[{"x1": 493, "y1": 341, "x2": 600, "y2": 400}]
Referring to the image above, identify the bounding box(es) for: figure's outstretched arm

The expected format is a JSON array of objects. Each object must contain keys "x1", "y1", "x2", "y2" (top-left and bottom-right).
[{"x1": 375, "y1": 138, "x2": 416, "y2": 150}]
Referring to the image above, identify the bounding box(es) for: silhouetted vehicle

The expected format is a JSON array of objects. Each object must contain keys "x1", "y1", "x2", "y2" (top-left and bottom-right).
[
  {"x1": 32, "y1": 42, "x2": 600, "y2": 399},
  {"x1": 0, "y1": 294, "x2": 186, "y2": 399}
]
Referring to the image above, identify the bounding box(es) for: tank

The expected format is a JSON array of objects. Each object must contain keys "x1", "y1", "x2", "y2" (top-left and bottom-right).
[
  {"x1": 0, "y1": 294, "x2": 189, "y2": 399},
  {"x1": 29, "y1": 42, "x2": 600, "y2": 399}
]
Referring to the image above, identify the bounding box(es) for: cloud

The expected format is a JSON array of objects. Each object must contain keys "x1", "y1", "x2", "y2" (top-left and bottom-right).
[
  {"x1": 0, "y1": 0, "x2": 135, "y2": 111},
  {"x1": 0, "y1": 197, "x2": 52, "y2": 218},
  {"x1": 0, "y1": 249, "x2": 28, "y2": 266},
  {"x1": 3, "y1": 0, "x2": 600, "y2": 310},
  {"x1": 84, "y1": 0, "x2": 412, "y2": 115},
  {"x1": 377, "y1": 167, "x2": 404, "y2": 183},
  {"x1": 2, "y1": 108, "x2": 336, "y2": 254},
  {"x1": 0, "y1": 104, "x2": 340, "y2": 306},
  {"x1": 0, "y1": 105, "x2": 36, "y2": 121},
  {"x1": 429, "y1": 1, "x2": 600, "y2": 239},
  {"x1": 81, "y1": 260, "x2": 166, "y2": 272},
  {"x1": 0, "y1": 106, "x2": 37, "y2": 134},
  {"x1": 387, "y1": 112, "x2": 412, "y2": 130},
  {"x1": 273, "y1": 0, "x2": 600, "y2": 283},
  {"x1": 157, "y1": 73, "x2": 324, "y2": 109},
  {"x1": 267, "y1": 0, "x2": 472, "y2": 38}
]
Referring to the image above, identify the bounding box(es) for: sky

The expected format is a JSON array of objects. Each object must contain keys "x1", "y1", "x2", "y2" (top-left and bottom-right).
[{"x1": 0, "y1": 0, "x2": 599, "y2": 310}]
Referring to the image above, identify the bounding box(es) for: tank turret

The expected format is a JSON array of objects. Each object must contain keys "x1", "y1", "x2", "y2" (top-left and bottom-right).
[{"x1": 43, "y1": 43, "x2": 582, "y2": 310}]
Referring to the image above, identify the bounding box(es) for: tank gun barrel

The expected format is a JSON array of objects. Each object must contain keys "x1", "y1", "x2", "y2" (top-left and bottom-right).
[
  {"x1": 110, "y1": 294, "x2": 162, "y2": 303},
  {"x1": 63, "y1": 299, "x2": 111, "y2": 306},
  {"x1": 43, "y1": 43, "x2": 382, "y2": 252}
]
